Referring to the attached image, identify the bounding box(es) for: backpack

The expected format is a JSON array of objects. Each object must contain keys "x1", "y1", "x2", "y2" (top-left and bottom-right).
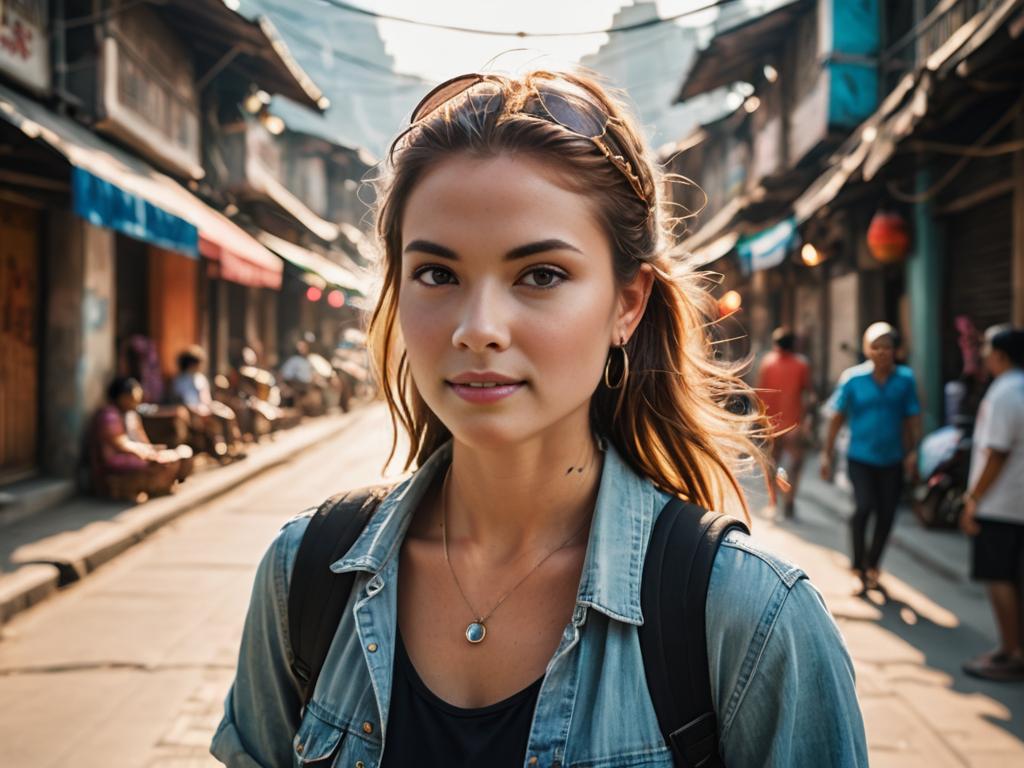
[{"x1": 288, "y1": 485, "x2": 747, "y2": 768}]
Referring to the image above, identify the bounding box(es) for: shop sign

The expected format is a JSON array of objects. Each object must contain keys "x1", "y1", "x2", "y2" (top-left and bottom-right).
[{"x1": 0, "y1": 0, "x2": 49, "y2": 92}]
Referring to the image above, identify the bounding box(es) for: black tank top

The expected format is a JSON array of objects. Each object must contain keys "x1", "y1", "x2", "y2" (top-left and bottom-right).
[{"x1": 381, "y1": 632, "x2": 543, "y2": 767}]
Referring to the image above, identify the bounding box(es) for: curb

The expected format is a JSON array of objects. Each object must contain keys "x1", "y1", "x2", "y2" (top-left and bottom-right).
[{"x1": 0, "y1": 410, "x2": 363, "y2": 626}]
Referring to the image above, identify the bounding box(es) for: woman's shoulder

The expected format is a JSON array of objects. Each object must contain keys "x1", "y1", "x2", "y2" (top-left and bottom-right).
[{"x1": 707, "y1": 525, "x2": 849, "y2": 650}]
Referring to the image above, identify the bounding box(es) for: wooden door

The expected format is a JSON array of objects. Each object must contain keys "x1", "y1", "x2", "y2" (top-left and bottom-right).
[{"x1": 0, "y1": 202, "x2": 40, "y2": 480}]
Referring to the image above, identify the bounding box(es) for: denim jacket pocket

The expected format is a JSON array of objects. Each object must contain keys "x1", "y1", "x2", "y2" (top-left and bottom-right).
[{"x1": 293, "y1": 710, "x2": 345, "y2": 766}]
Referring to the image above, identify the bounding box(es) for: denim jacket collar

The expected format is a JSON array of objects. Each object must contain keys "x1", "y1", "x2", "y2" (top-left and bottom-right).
[{"x1": 330, "y1": 440, "x2": 663, "y2": 625}]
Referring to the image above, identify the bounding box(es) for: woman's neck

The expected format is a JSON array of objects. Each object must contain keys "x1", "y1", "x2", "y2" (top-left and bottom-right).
[{"x1": 444, "y1": 422, "x2": 603, "y2": 565}]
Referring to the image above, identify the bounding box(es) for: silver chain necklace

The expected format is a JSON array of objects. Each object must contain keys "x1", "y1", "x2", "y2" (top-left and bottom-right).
[{"x1": 440, "y1": 468, "x2": 591, "y2": 645}]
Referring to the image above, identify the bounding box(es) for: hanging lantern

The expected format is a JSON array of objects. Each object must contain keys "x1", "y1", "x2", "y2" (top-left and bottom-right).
[
  {"x1": 327, "y1": 290, "x2": 346, "y2": 308},
  {"x1": 867, "y1": 209, "x2": 910, "y2": 264},
  {"x1": 305, "y1": 285, "x2": 323, "y2": 302}
]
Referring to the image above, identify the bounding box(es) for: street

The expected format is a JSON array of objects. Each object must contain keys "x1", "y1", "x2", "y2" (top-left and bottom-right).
[{"x1": 0, "y1": 403, "x2": 1019, "y2": 767}]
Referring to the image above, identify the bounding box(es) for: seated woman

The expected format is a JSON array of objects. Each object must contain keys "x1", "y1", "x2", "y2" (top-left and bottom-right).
[{"x1": 90, "y1": 377, "x2": 194, "y2": 501}]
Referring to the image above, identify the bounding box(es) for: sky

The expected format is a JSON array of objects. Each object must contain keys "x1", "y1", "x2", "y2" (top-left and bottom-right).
[
  {"x1": 236, "y1": 0, "x2": 771, "y2": 156},
  {"x1": 369, "y1": 0, "x2": 720, "y2": 80}
]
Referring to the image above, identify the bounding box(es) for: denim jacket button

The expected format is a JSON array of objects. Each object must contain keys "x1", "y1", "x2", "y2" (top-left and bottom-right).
[
  {"x1": 527, "y1": 757, "x2": 538, "y2": 765},
  {"x1": 367, "y1": 642, "x2": 378, "y2": 653},
  {"x1": 362, "y1": 721, "x2": 374, "y2": 735},
  {"x1": 296, "y1": 743, "x2": 304, "y2": 754},
  {"x1": 355, "y1": 762, "x2": 365, "y2": 768}
]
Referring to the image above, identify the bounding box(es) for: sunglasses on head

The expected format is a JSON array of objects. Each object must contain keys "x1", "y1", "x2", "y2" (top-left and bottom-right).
[{"x1": 410, "y1": 73, "x2": 652, "y2": 205}]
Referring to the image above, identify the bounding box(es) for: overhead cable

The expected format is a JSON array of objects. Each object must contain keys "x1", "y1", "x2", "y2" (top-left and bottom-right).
[{"x1": 312, "y1": 0, "x2": 749, "y2": 38}]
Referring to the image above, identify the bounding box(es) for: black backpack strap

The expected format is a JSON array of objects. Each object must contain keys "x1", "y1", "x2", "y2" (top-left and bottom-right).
[
  {"x1": 640, "y1": 497, "x2": 749, "y2": 768},
  {"x1": 288, "y1": 484, "x2": 392, "y2": 705}
]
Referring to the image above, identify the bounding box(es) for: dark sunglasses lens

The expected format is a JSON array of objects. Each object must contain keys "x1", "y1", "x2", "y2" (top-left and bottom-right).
[
  {"x1": 535, "y1": 89, "x2": 607, "y2": 139},
  {"x1": 411, "y1": 75, "x2": 481, "y2": 123}
]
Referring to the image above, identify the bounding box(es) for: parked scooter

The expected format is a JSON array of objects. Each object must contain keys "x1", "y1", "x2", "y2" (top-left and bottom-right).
[{"x1": 912, "y1": 416, "x2": 973, "y2": 529}]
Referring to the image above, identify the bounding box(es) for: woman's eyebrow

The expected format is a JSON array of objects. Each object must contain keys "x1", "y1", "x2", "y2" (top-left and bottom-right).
[
  {"x1": 403, "y1": 238, "x2": 583, "y2": 261},
  {"x1": 505, "y1": 239, "x2": 583, "y2": 261},
  {"x1": 404, "y1": 240, "x2": 457, "y2": 259}
]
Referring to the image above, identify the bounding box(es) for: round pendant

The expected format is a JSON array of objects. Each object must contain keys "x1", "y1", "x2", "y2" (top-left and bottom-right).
[{"x1": 465, "y1": 622, "x2": 486, "y2": 644}]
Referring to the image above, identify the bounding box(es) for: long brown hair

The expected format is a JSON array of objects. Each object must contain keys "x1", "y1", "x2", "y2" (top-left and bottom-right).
[{"x1": 368, "y1": 70, "x2": 770, "y2": 519}]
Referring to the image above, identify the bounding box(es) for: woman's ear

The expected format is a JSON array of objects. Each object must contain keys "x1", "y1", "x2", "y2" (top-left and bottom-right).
[{"x1": 614, "y1": 264, "x2": 655, "y2": 343}]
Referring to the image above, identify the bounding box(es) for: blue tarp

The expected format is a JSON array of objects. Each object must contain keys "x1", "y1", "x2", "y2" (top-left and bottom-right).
[
  {"x1": 736, "y1": 217, "x2": 797, "y2": 273},
  {"x1": 828, "y1": 0, "x2": 880, "y2": 127},
  {"x1": 72, "y1": 167, "x2": 199, "y2": 256}
]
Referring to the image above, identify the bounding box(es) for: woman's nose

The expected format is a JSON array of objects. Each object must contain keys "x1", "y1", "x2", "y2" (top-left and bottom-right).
[{"x1": 450, "y1": 284, "x2": 511, "y2": 353}]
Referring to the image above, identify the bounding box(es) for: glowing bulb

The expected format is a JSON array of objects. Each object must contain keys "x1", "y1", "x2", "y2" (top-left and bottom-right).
[
  {"x1": 719, "y1": 290, "x2": 742, "y2": 316},
  {"x1": 262, "y1": 114, "x2": 286, "y2": 136},
  {"x1": 327, "y1": 290, "x2": 345, "y2": 308},
  {"x1": 305, "y1": 286, "x2": 323, "y2": 302},
  {"x1": 801, "y1": 243, "x2": 823, "y2": 267},
  {"x1": 763, "y1": 64, "x2": 779, "y2": 83},
  {"x1": 243, "y1": 89, "x2": 271, "y2": 114}
]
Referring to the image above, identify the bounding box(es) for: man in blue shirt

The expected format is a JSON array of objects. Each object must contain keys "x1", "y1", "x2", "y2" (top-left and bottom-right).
[{"x1": 821, "y1": 322, "x2": 922, "y2": 594}]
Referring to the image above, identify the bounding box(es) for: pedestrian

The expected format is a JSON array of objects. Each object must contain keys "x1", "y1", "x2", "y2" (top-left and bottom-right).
[
  {"x1": 756, "y1": 326, "x2": 814, "y2": 518},
  {"x1": 960, "y1": 325, "x2": 1024, "y2": 682},
  {"x1": 821, "y1": 322, "x2": 922, "y2": 594},
  {"x1": 213, "y1": 71, "x2": 866, "y2": 767},
  {"x1": 169, "y1": 345, "x2": 244, "y2": 460}
]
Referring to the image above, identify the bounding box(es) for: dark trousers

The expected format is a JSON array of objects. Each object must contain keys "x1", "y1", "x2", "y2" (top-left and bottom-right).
[{"x1": 847, "y1": 459, "x2": 904, "y2": 572}]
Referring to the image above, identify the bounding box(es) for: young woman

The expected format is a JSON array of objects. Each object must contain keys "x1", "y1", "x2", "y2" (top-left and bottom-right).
[
  {"x1": 821, "y1": 322, "x2": 922, "y2": 594},
  {"x1": 213, "y1": 71, "x2": 866, "y2": 767}
]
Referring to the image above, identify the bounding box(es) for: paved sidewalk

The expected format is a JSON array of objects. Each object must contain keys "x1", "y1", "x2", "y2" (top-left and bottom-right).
[
  {"x1": 0, "y1": 409, "x2": 360, "y2": 625},
  {"x1": 745, "y1": 463, "x2": 1024, "y2": 767}
]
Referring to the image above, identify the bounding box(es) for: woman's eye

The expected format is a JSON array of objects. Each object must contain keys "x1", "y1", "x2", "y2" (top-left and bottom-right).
[
  {"x1": 413, "y1": 266, "x2": 457, "y2": 286},
  {"x1": 519, "y1": 267, "x2": 566, "y2": 289}
]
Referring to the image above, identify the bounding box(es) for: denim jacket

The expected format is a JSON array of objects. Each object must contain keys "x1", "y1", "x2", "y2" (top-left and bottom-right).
[{"x1": 212, "y1": 443, "x2": 867, "y2": 767}]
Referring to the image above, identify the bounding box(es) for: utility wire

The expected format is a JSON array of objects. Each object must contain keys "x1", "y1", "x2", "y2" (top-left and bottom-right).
[
  {"x1": 311, "y1": 0, "x2": 748, "y2": 38},
  {"x1": 265, "y1": 8, "x2": 433, "y2": 85}
]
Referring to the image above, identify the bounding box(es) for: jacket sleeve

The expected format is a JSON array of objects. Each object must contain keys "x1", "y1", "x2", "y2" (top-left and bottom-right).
[
  {"x1": 210, "y1": 516, "x2": 310, "y2": 767},
  {"x1": 716, "y1": 576, "x2": 868, "y2": 767}
]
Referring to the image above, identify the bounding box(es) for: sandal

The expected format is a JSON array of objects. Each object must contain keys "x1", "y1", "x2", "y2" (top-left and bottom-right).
[{"x1": 963, "y1": 650, "x2": 1024, "y2": 682}]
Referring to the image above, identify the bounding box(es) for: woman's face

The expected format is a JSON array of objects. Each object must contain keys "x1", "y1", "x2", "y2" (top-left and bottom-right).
[{"x1": 398, "y1": 153, "x2": 650, "y2": 449}]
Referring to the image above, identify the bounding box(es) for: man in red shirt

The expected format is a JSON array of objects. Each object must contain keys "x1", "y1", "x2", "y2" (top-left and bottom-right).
[{"x1": 757, "y1": 327, "x2": 814, "y2": 518}]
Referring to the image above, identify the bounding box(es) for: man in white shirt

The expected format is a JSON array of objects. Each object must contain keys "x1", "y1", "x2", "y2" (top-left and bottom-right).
[{"x1": 961, "y1": 325, "x2": 1024, "y2": 681}]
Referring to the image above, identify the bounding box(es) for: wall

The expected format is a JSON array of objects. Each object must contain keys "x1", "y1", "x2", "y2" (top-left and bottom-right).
[{"x1": 43, "y1": 212, "x2": 116, "y2": 478}]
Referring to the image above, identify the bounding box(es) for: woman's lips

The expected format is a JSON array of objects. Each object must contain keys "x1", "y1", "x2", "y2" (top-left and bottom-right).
[{"x1": 447, "y1": 380, "x2": 526, "y2": 404}]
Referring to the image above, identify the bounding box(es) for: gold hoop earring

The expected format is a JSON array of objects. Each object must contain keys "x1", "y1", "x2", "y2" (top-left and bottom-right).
[{"x1": 603, "y1": 342, "x2": 629, "y2": 390}]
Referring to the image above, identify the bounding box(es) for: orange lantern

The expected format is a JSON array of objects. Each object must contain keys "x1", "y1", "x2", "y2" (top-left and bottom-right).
[{"x1": 867, "y1": 209, "x2": 910, "y2": 264}]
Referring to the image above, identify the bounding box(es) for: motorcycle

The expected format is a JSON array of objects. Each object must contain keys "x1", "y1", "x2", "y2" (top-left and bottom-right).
[{"x1": 912, "y1": 417, "x2": 973, "y2": 529}]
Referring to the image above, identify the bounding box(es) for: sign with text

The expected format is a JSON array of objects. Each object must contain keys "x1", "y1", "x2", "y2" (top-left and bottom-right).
[{"x1": 0, "y1": 0, "x2": 49, "y2": 92}]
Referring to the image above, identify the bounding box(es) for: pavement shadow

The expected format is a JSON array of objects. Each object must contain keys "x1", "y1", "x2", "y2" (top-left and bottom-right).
[{"x1": 751, "y1": 491, "x2": 1024, "y2": 746}]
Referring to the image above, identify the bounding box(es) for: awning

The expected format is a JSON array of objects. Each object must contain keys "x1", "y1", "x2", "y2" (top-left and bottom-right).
[
  {"x1": 257, "y1": 231, "x2": 368, "y2": 295},
  {"x1": 154, "y1": 3, "x2": 328, "y2": 112},
  {"x1": 736, "y1": 217, "x2": 796, "y2": 273},
  {"x1": 0, "y1": 81, "x2": 282, "y2": 289},
  {"x1": 246, "y1": 160, "x2": 340, "y2": 242},
  {"x1": 339, "y1": 222, "x2": 379, "y2": 264},
  {"x1": 676, "y1": 0, "x2": 811, "y2": 102},
  {"x1": 793, "y1": 0, "x2": 1023, "y2": 224},
  {"x1": 72, "y1": 167, "x2": 197, "y2": 256}
]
